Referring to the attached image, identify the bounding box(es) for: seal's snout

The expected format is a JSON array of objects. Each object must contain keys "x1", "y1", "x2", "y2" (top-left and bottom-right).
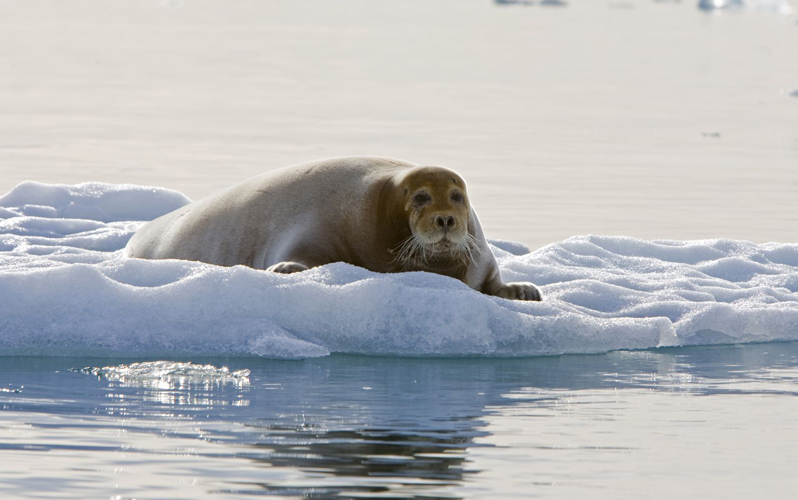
[{"x1": 434, "y1": 215, "x2": 456, "y2": 231}]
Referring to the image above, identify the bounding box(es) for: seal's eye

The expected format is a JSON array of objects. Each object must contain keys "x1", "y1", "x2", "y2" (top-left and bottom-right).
[
  {"x1": 451, "y1": 192, "x2": 463, "y2": 203},
  {"x1": 413, "y1": 193, "x2": 431, "y2": 205}
]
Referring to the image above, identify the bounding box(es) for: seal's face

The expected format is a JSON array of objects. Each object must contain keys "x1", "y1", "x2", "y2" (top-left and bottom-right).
[{"x1": 391, "y1": 167, "x2": 479, "y2": 267}]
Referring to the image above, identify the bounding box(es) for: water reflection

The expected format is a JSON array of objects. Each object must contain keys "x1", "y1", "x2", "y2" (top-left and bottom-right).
[
  {"x1": 228, "y1": 426, "x2": 474, "y2": 498},
  {"x1": 1, "y1": 342, "x2": 798, "y2": 499},
  {"x1": 80, "y1": 360, "x2": 251, "y2": 408}
]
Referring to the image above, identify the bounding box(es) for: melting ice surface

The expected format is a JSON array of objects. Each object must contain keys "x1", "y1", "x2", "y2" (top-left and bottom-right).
[{"x1": 1, "y1": 181, "x2": 798, "y2": 359}]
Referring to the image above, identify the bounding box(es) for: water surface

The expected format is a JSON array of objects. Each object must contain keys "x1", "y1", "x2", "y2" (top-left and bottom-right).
[
  {"x1": 2, "y1": 343, "x2": 798, "y2": 499},
  {"x1": 1, "y1": 0, "x2": 796, "y2": 249}
]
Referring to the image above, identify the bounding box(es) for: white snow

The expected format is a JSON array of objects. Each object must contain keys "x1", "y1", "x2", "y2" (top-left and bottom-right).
[{"x1": 1, "y1": 181, "x2": 797, "y2": 359}]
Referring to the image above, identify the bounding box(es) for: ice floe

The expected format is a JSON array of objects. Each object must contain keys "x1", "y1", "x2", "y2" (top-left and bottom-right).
[
  {"x1": 698, "y1": 0, "x2": 793, "y2": 14},
  {"x1": 1, "y1": 181, "x2": 797, "y2": 359}
]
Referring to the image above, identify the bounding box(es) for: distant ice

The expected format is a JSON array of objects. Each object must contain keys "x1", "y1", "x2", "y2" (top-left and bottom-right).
[
  {"x1": 698, "y1": 0, "x2": 793, "y2": 14},
  {"x1": 494, "y1": 0, "x2": 532, "y2": 5},
  {"x1": 1, "y1": 181, "x2": 797, "y2": 359},
  {"x1": 494, "y1": 0, "x2": 567, "y2": 4}
]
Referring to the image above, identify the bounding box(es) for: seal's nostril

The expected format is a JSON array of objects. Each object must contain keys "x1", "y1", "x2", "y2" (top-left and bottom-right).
[{"x1": 435, "y1": 215, "x2": 455, "y2": 230}]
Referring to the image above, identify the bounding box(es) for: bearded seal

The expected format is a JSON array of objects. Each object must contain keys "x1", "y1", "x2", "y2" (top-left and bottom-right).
[{"x1": 125, "y1": 157, "x2": 541, "y2": 301}]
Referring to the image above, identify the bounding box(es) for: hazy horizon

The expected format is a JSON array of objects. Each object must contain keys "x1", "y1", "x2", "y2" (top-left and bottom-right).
[{"x1": 1, "y1": 0, "x2": 796, "y2": 250}]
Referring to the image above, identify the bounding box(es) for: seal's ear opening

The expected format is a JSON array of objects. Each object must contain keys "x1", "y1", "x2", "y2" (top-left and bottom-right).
[{"x1": 404, "y1": 188, "x2": 408, "y2": 195}]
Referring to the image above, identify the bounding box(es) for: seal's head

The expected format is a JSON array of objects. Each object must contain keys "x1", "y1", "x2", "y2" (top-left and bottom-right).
[{"x1": 390, "y1": 166, "x2": 479, "y2": 267}]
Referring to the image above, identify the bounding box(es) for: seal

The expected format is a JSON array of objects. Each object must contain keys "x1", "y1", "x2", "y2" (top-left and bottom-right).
[{"x1": 125, "y1": 157, "x2": 541, "y2": 301}]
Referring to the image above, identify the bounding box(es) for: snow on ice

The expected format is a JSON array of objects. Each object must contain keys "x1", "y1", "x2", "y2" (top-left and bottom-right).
[{"x1": 1, "y1": 181, "x2": 797, "y2": 359}]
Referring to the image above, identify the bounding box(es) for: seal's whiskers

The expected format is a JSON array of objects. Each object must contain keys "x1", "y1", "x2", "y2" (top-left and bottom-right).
[
  {"x1": 391, "y1": 232, "x2": 481, "y2": 268},
  {"x1": 390, "y1": 235, "x2": 423, "y2": 266},
  {"x1": 453, "y1": 233, "x2": 482, "y2": 265}
]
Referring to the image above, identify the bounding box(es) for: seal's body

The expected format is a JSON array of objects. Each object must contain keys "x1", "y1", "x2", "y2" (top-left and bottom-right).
[{"x1": 125, "y1": 157, "x2": 541, "y2": 300}]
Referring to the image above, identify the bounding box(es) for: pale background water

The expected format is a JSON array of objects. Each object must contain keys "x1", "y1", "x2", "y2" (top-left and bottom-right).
[
  {"x1": 2, "y1": 0, "x2": 798, "y2": 499},
  {"x1": 0, "y1": 0, "x2": 797, "y2": 249}
]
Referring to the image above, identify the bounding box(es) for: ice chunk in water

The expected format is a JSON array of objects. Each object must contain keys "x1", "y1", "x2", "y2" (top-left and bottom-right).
[{"x1": 2, "y1": 181, "x2": 797, "y2": 359}]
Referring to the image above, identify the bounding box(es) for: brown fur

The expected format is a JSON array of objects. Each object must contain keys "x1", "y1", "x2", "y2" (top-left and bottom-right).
[{"x1": 125, "y1": 157, "x2": 541, "y2": 301}]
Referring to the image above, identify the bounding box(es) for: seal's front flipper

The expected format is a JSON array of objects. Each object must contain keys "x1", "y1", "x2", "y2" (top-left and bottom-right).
[
  {"x1": 266, "y1": 261, "x2": 310, "y2": 274},
  {"x1": 495, "y1": 282, "x2": 542, "y2": 301}
]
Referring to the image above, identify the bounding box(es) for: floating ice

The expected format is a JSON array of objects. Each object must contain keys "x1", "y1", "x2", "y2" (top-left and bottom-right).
[
  {"x1": 698, "y1": 0, "x2": 793, "y2": 14},
  {"x1": 493, "y1": 0, "x2": 567, "y2": 5},
  {"x1": 1, "y1": 181, "x2": 797, "y2": 359},
  {"x1": 0, "y1": 181, "x2": 190, "y2": 223}
]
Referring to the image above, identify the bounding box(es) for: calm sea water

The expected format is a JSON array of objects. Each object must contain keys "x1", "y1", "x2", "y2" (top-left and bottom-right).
[
  {"x1": 1, "y1": 344, "x2": 798, "y2": 499},
  {"x1": 1, "y1": 0, "x2": 797, "y2": 249}
]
